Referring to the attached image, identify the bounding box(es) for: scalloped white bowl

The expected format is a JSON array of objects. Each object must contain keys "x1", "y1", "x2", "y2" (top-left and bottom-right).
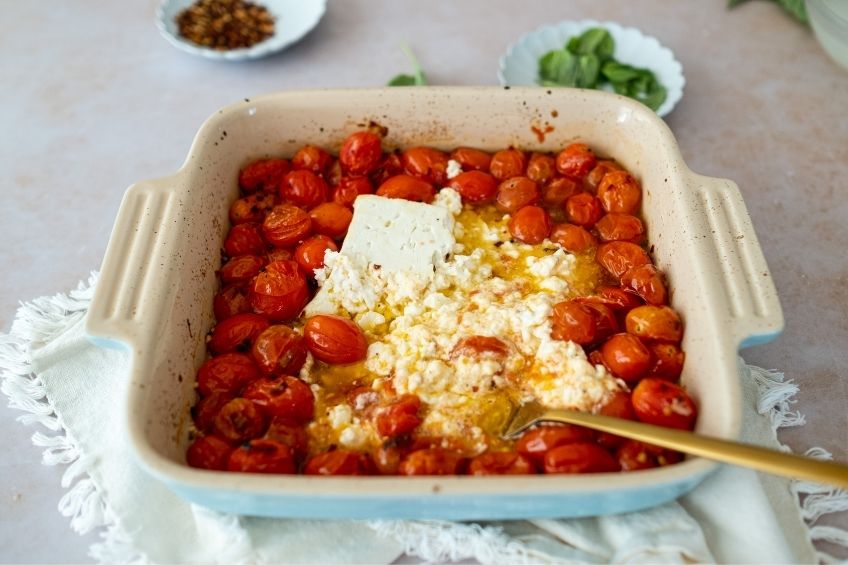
[
  {"x1": 499, "y1": 20, "x2": 685, "y2": 117},
  {"x1": 156, "y1": 0, "x2": 326, "y2": 61}
]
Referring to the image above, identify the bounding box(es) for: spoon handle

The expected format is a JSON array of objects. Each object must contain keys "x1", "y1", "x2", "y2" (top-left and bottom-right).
[{"x1": 539, "y1": 410, "x2": 848, "y2": 488}]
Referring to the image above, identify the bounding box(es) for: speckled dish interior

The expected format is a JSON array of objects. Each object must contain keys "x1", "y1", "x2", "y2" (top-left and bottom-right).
[{"x1": 86, "y1": 87, "x2": 783, "y2": 519}]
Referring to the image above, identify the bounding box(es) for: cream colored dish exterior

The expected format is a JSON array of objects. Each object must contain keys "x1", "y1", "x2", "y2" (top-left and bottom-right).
[{"x1": 86, "y1": 87, "x2": 783, "y2": 519}]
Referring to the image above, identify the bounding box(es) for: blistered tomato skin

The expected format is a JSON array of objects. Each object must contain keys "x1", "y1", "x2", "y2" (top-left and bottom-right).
[
  {"x1": 339, "y1": 131, "x2": 383, "y2": 176},
  {"x1": 586, "y1": 160, "x2": 623, "y2": 189},
  {"x1": 550, "y1": 300, "x2": 616, "y2": 345},
  {"x1": 468, "y1": 452, "x2": 536, "y2": 475},
  {"x1": 242, "y1": 375, "x2": 315, "y2": 423},
  {"x1": 262, "y1": 204, "x2": 312, "y2": 248},
  {"x1": 208, "y1": 313, "x2": 270, "y2": 354},
  {"x1": 192, "y1": 392, "x2": 235, "y2": 433},
  {"x1": 214, "y1": 397, "x2": 267, "y2": 444},
  {"x1": 646, "y1": 343, "x2": 685, "y2": 381},
  {"x1": 238, "y1": 158, "x2": 290, "y2": 194},
  {"x1": 402, "y1": 147, "x2": 449, "y2": 185},
  {"x1": 551, "y1": 223, "x2": 596, "y2": 253},
  {"x1": 449, "y1": 171, "x2": 499, "y2": 204},
  {"x1": 376, "y1": 174, "x2": 436, "y2": 203},
  {"x1": 600, "y1": 333, "x2": 652, "y2": 382},
  {"x1": 450, "y1": 336, "x2": 509, "y2": 359},
  {"x1": 292, "y1": 145, "x2": 332, "y2": 175},
  {"x1": 489, "y1": 149, "x2": 526, "y2": 181},
  {"x1": 595, "y1": 241, "x2": 652, "y2": 279},
  {"x1": 598, "y1": 170, "x2": 642, "y2": 214},
  {"x1": 375, "y1": 394, "x2": 422, "y2": 438},
  {"x1": 543, "y1": 443, "x2": 620, "y2": 474},
  {"x1": 196, "y1": 352, "x2": 260, "y2": 397},
  {"x1": 303, "y1": 315, "x2": 368, "y2": 364},
  {"x1": 224, "y1": 223, "x2": 266, "y2": 257},
  {"x1": 495, "y1": 176, "x2": 540, "y2": 212},
  {"x1": 229, "y1": 192, "x2": 276, "y2": 225},
  {"x1": 543, "y1": 177, "x2": 580, "y2": 207},
  {"x1": 281, "y1": 169, "x2": 328, "y2": 210},
  {"x1": 251, "y1": 324, "x2": 308, "y2": 376},
  {"x1": 450, "y1": 147, "x2": 492, "y2": 171},
  {"x1": 556, "y1": 143, "x2": 597, "y2": 179},
  {"x1": 332, "y1": 176, "x2": 373, "y2": 208},
  {"x1": 516, "y1": 425, "x2": 595, "y2": 465},
  {"x1": 265, "y1": 417, "x2": 309, "y2": 461},
  {"x1": 508, "y1": 205, "x2": 552, "y2": 244},
  {"x1": 305, "y1": 450, "x2": 372, "y2": 475},
  {"x1": 631, "y1": 378, "x2": 697, "y2": 430},
  {"x1": 295, "y1": 235, "x2": 338, "y2": 275},
  {"x1": 621, "y1": 264, "x2": 668, "y2": 306},
  {"x1": 308, "y1": 202, "x2": 353, "y2": 240},
  {"x1": 227, "y1": 439, "x2": 296, "y2": 473},
  {"x1": 595, "y1": 213, "x2": 645, "y2": 243},
  {"x1": 249, "y1": 260, "x2": 309, "y2": 322},
  {"x1": 526, "y1": 153, "x2": 557, "y2": 184},
  {"x1": 398, "y1": 448, "x2": 464, "y2": 476},
  {"x1": 565, "y1": 192, "x2": 604, "y2": 228},
  {"x1": 625, "y1": 305, "x2": 683, "y2": 342},
  {"x1": 213, "y1": 286, "x2": 251, "y2": 321},
  {"x1": 187, "y1": 435, "x2": 234, "y2": 471},
  {"x1": 219, "y1": 255, "x2": 266, "y2": 286}
]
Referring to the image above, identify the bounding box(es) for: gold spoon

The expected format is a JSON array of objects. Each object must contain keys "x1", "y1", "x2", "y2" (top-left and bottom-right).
[{"x1": 503, "y1": 401, "x2": 848, "y2": 488}]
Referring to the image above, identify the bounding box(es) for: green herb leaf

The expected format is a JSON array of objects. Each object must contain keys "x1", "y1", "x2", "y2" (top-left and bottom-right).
[
  {"x1": 567, "y1": 28, "x2": 615, "y2": 61},
  {"x1": 727, "y1": 0, "x2": 807, "y2": 24},
  {"x1": 538, "y1": 49, "x2": 578, "y2": 85},
  {"x1": 575, "y1": 54, "x2": 601, "y2": 88},
  {"x1": 601, "y1": 61, "x2": 643, "y2": 84},
  {"x1": 387, "y1": 43, "x2": 427, "y2": 86}
]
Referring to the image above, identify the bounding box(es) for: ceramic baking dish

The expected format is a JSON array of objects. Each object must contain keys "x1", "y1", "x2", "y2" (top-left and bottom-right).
[{"x1": 86, "y1": 87, "x2": 783, "y2": 519}]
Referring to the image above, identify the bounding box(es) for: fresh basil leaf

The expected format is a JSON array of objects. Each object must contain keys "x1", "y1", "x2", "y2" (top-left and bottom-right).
[
  {"x1": 567, "y1": 28, "x2": 615, "y2": 61},
  {"x1": 601, "y1": 61, "x2": 642, "y2": 84},
  {"x1": 387, "y1": 44, "x2": 427, "y2": 87},
  {"x1": 538, "y1": 49, "x2": 578, "y2": 85},
  {"x1": 388, "y1": 74, "x2": 419, "y2": 86},
  {"x1": 575, "y1": 54, "x2": 601, "y2": 88},
  {"x1": 776, "y1": 0, "x2": 807, "y2": 23},
  {"x1": 566, "y1": 36, "x2": 581, "y2": 54}
]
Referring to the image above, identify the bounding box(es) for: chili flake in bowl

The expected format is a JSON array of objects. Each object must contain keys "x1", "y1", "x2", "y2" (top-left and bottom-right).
[{"x1": 156, "y1": 0, "x2": 326, "y2": 61}]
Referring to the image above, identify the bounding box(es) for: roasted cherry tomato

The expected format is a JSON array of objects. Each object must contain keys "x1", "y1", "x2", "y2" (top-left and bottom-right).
[
  {"x1": 372, "y1": 445, "x2": 403, "y2": 475},
  {"x1": 214, "y1": 397, "x2": 267, "y2": 444},
  {"x1": 248, "y1": 260, "x2": 309, "y2": 322},
  {"x1": 227, "y1": 439, "x2": 296, "y2": 473},
  {"x1": 543, "y1": 443, "x2": 619, "y2": 474},
  {"x1": 309, "y1": 202, "x2": 353, "y2": 240},
  {"x1": 550, "y1": 223, "x2": 596, "y2": 253},
  {"x1": 516, "y1": 424, "x2": 595, "y2": 465},
  {"x1": 598, "y1": 170, "x2": 641, "y2": 214},
  {"x1": 281, "y1": 169, "x2": 328, "y2": 210},
  {"x1": 495, "y1": 176, "x2": 540, "y2": 212},
  {"x1": 595, "y1": 213, "x2": 645, "y2": 243},
  {"x1": 250, "y1": 324, "x2": 308, "y2": 376},
  {"x1": 208, "y1": 312, "x2": 270, "y2": 355},
  {"x1": 489, "y1": 149, "x2": 526, "y2": 181},
  {"x1": 371, "y1": 151, "x2": 404, "y2": 185},
  {"x1": 468, "y1": 451, "x2": 536, "y2": 475},
  {"x1": 450, "y1": 147, "x2": 492, "y2": 171},
  {"x1": 192, "y1": 391, "x2": 235, "y2": 433},
  {"x1": 508, "y1": 205, "x2": 552, "y2": 244},
  {"x1": 376, "y1": 394, "x2": 422, "y2": 438},
  {"x1": 332, "y1": 176, "x2": 373, "y2": 208},
  {"x1": 186, "y1": 435, "x2": 233, "y2": 471},
  {"x1": 292, "y1": 144, "x2": 332, "y2": 175},
  {"x1": 325, "y1": 159, "x2": 343, "y2": 187},
  {"x1": 262, "y1": 204, "x2": 312, "y2": 248},
  {"x1": 376, "y1": 174, "x2": 436, "y2": 203},
  {"x1": 398, "y1": 447, "x2": 464, "y2": 476},
  {"x1": 265, "y1": 417, "x2": 309, "y2": 461},
  {"x1": 238, "y1": 158, "x2": 290, "y2": 194},
  {"x1": 219, "y1": 254, "x2": 266, "y2": 286},
  {"x1": 586, "y1": 160, "x2": 623, "y2": 190},
  {"x1": 229, "y1": 192, "x2": 276, "y2": 225},
  {"x1": 600, "y1": 333, "x2": 652, "y2": 382},
  {"x1": 621, "y1": 264, "x2": 667, "y2": 306},
  {"x1": 596, "y1": 391, "x2": 638, "y2": 448},
  {"x1": 616, "y1": 439, "x2": 683, "y2": 471},
  {"x1": 295, "y1": 235, "x2": 338, "y2": 275},
  {"x1": 213, "y1": 285, "x2": 251, "y2": 321},
  {"x1": 631, "y1": 378, "x2": 697, "y2": 430},
  {"x1": 402, "y1": 146, "x2": 449, "y2": 185},
  {"x1": 565, "y1": 192, "x2": 604, "y2": 228},
  {"x1": 224, "y1": 223, "x2": 266, "y2": 257},
  {"x1": 267, "y1": 248, "x2": 293, "y2": 263},
  {"x1": 542, "y1": 177, "x2": 580, "y2": 207},
  {"x1": 550, "y1": 300, "x2": 617, "y2": 345},
  {"x1": 450, "y1": 336, "x2": 509, "y2": 359},
  {"x1": 242, "y1": 375, "x2": 315, "y2": 423},
  {"x1": 595, "y1": 241, "x2": 651, "y2": 279},
  {"x1": 303, "y1": 314, "x2": 368, "y2": 364},
  {"x1": 305, "y1": 450, "x2": 373, "y2": 475},
  {"x1": 646, "y1": 343, "x2": 685, "y2": 381},
  {"x1": 555, "y1": 143, "x2": 597, "y2": 179},
  {"x1": 196, "y1": 352, "x2": 260, "y2": 396},
  {"x1": 625, "y1": 305, "x2": 683, "y2": 342},
  {"x1": 594, "y1": 286, "x2": 643, "y2": 311},
  {"x1": 449, "y1": 170, "x2": 499, "y2": 204},
  {"x1": 339, "y1": 131, "x2": 383, "y2": 176},
  {"x1": 526, "y1": 153, "x2": 556, "y2": 184}
]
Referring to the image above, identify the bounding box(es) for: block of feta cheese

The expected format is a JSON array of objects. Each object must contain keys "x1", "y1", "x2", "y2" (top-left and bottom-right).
[{"x1": 304, "y1": 195, "x2": 456, "y2": 316}]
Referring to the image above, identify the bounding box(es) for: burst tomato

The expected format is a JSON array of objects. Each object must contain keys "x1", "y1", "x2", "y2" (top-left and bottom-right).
[
  {"x1": 214, "y1": 397, "x2": 267, "y2": 444},
  {"x1": 449, "y1": 170, "x2": 499, "y2": 204},
  {"x1": 631, "y1": 378, "x2": 697, "y2": 430},
  {"x1": 467, "y1": 451, "x2": 536, "y2": 475},
  {"x1": 402, "y1": 146, "x2": 449, "y2": 185},
  {"x1": 248, "y1": 260, "x2": 309, "y2": 322},
  {"x1": 495, "y1": 176, "x2": 540, "y2": 212},
  {"x1": 625, "y1": 305, "x2": 683, "y2": 342},
  {"x1": 196, "y1": 352, "x2": 260, "y2": 396},
  {"x1": 281, "y1": 169, "x2": 328, "y2": 210},
  {"x1": 550, "y1": 223, "x2": 596, "y2": 253},
  {"x1": 332, "y1": 176, "x2": 373, "y2": 208},
  {"x1": 262, "y1": 204, "x2": 312, "y2": 248},
  {"x1": 375, "y1": 394, "x2": 422, "y2": 438},
  {"x1": 208, "y1": 313, "x2": 270, "y2": 355},
  {"x1": 598, "y1": 170, "x2": 641, "y2": 214},
  {"x1": 555, "y1": 143, "x2": 596, "y2": 179},
  {"x1": 303, "y1": 315, "x2": 368, "y2": 364},
  {"x1": 238, "y1": 158, "x2": 290, "y2": 194},
  {"x1": 489, "y1": 149, "x2": 526, "y2": 180},
  {"x1": 242, "y1": 375, "x2": 315, "y2": 423},
  {"x1": 186, "y1": 435, "x2": 233, "y2": 471},
  {"x1": 450, "y1": 147, "x2": 492, "y2": 171},
  {"x1": 250, "y1": 324, "x2": 308, "y2": 376},
  {"x1": 595, "y1": 241, "x2": 652, "y2": 279},
  {"x1": 292, "y1": 145, "x2": 332, "y2": 175},
  {"x1": 339, "y1": 131, "x2": 383, "y2": 175},
  {"x1": 224, "y1": 223, "x2": 266, "y2": 257},
  {"x1": 227, "y1": 439, "x2": 296, "y2": 473},
  {"x1": 375, "y1": 174, "x2": 435, "y2": 203}
]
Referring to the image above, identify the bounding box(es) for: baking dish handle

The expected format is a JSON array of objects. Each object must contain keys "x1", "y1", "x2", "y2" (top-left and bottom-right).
[
  {"x1": 86, "y1": 179, "x2": 178, "y2": 350},
  {"x1": 689, "y1": 174, "x2": 784, "y2": 348}
]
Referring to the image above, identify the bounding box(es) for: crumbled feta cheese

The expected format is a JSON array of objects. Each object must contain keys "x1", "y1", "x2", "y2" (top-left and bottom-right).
[
  {"x1": 433, "y1": 187, "x2": 463, "y2": 216},
  {"x1": 446, "y1": 159, "x2": 463, "y2": 179}
]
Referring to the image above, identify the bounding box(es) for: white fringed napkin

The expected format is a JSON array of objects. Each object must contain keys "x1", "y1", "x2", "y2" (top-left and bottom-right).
[{"x1": 2, "y1": 273, "x2": 846, "y2": 563}]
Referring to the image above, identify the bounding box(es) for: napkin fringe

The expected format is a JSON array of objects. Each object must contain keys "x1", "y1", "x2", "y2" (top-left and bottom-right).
[{"x1": 2, "y1": 273, "x2": 848, "y2": 563}]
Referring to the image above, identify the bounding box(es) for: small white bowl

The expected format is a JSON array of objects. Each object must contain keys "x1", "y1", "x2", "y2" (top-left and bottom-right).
[
  {"x1": 499, "y1": 20, "x2": 685, "y2": 117},
  {"x1": 156, "y1": 0, "x2": 326, "y2": 61}
]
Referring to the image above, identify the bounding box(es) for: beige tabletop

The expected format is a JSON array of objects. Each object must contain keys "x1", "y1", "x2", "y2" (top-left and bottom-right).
[{"x1": 1, "y1": 0, "x2": 847, "y2": 562}]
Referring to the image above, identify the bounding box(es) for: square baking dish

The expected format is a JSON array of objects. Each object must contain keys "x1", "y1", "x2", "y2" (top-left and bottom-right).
[{"x1": 86, "y1": 87, "x2": 783, "y2": 519}]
